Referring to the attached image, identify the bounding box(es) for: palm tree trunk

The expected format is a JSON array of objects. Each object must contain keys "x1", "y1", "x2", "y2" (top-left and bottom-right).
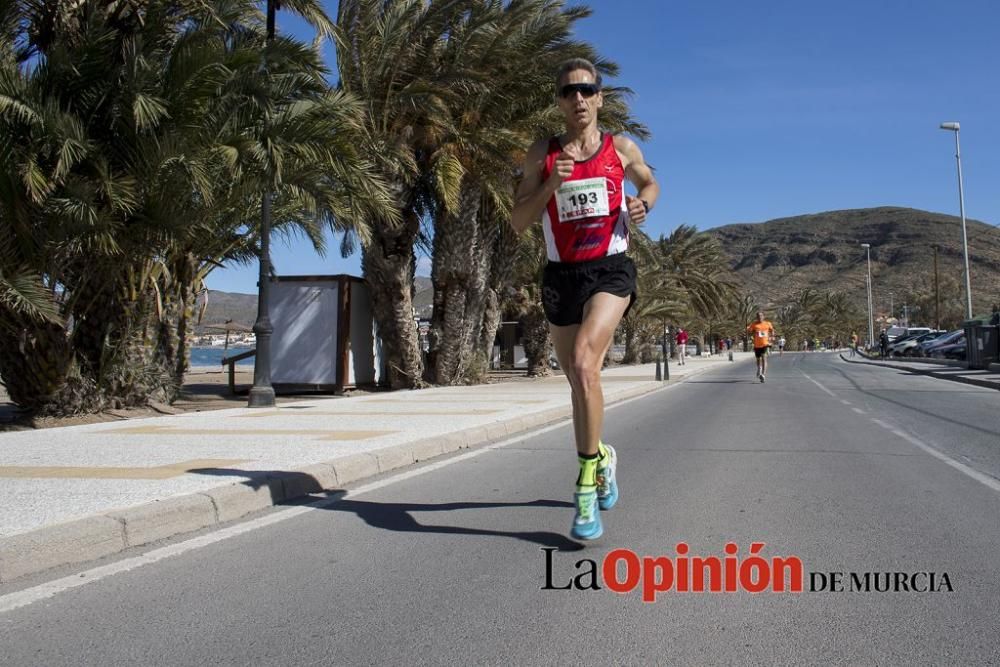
[
  {"x1": 172, "y1": 279, "x2": 193, "y2": 392},
  {"x1": 478, "y1": 286, "x2": 502, "y2": 371},
  {"x1": 362, "y1": 210, "x2": 424, "y2": 389},
  {"x1": 71, "y1": 268, "x2": 173, "y2": 408},
  {"x1": 428, "y1": 182, "x2": 491, "y2": 385},
  {"x1": 0, "y1": 320, "x2": 83, "y2": 414},
  {"x1": 475, "y1": 221, "x2": 518, "y2": 375},
  {"x1": 621, "y1": 315, "x2": 640, "y2": 364},
  {"x1": 520, "y1": 301, "x2": 551, "y2": 377},
  {"x1": 159, "y1": 254, "x2": 196, "y2": 398}
]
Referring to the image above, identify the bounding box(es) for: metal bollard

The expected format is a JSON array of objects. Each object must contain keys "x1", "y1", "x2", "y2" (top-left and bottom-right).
[{"x1": 655, "y1": 356, "x2": 662, "y2": 381}]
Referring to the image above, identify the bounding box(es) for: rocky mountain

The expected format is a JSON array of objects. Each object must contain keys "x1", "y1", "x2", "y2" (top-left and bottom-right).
[
  {"x1": 195, "y1": 290, "x2": 258, "y2": 333},
  {"x1": 706, "y1": 207, "x2": 1000, "y2": 322}
]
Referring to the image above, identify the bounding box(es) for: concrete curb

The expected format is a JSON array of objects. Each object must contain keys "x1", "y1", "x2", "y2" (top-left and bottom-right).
[
  {"x1": 857, "y1": 351, "x2": 964, "y2": 367},
  {"x1": 0, "y1": 361, "x2": 732, "y2": 584},
  {"x1": 839, "y1": 354, "x2": 1000, "y2": 392}
]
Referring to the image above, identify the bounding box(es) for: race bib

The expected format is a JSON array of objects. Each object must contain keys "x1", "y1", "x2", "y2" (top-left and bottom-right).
[
  {"x1": 756, "y1": 330, "x2": 767, "y2": 338},
  {"x1": 555, "y1": 177, "x2": 610, "y2": 223}
]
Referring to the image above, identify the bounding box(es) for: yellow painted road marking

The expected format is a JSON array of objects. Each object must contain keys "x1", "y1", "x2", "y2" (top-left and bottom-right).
[
  {"x1": 364, "y1": 398, "x2": 547, "y2": 405},
  {"x1": 592, "y1": 376, "x2": 660, "y2": 382},
  {"x1": 437, "y1": 391, "x2": 566, "y2": 395},
  {"x1": 237, "y1": 409, "x2": 503, "y2": 417},
  {"x1": 110, "y1": 426, "x2": 394, "y2": 441},
  {"x1": 540, "y1": 376, "x2": 654, "y2": 383},
  {"x1": 0, "y1": 458, "x2": 247, "y2": 480}
]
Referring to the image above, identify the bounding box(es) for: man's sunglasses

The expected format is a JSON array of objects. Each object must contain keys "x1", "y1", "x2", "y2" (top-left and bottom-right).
[{"x1": 559, "y1": 83, "x2": 600, "y2": 99}]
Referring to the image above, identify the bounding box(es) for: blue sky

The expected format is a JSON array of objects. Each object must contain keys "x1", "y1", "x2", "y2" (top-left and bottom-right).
[{"x1": 206, "y1": 0, "x2": 1000, "y2": 293}]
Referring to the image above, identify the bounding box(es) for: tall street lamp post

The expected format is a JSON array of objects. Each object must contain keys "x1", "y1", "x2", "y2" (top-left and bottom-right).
[
  {"x1": 861, "y1": 243, "x2": 874, "y2": 348},
  {"x1": 939, "y1": 122, "x2": 973, "y2": 320},
  {"x1": 248, "y1": 0, "x2": 280, "y2": 408}
]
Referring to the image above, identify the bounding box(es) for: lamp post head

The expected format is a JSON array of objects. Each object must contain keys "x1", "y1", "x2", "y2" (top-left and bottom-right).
[
  {"x1": 939, "y1": 122, "x2": 960, "y2": 131},
  {"x1": 860, "y1": 243, "x2": 871, "y2": 249}
]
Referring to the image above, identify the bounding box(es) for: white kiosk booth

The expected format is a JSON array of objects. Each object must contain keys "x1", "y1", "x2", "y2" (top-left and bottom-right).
[{"x1": 269, "y1": 275, "x2": 385, "y2": 392}]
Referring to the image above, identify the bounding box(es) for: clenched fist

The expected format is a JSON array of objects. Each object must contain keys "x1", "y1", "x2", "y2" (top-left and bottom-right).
[
  {"x1": 547, "y1": 145, "x2": 579, "y2": 187},
  {"x1": 625, "y1": 195, "x2": 648, "y2": 224}
]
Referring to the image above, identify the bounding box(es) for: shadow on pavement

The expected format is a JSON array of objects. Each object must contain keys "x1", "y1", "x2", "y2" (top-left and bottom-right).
[
  {"x1": 323, "y1": 498, "x2": 583, "y2": 551},
  {"x1": 190, "y1": 468, "x2": 584, "y2": 551}
]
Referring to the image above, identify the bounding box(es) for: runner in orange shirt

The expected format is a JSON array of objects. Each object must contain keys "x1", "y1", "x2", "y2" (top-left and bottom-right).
[{"x1": 747, "y1": 311, "x2": 776, "y2": 383}]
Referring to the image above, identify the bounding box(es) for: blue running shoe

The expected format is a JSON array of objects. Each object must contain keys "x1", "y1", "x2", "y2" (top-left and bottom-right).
[
  {"x1": 570, "y1": 489, "x2": 602, "y2": 540},
  {"x1": 596, "y1": 444, "x2": 619, "y2": 511}
]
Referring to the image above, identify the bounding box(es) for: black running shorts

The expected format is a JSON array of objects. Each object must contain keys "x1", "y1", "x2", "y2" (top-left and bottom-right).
[
  {"x1": 754, "y1": 346, "x2": 768, "y2": 359},
  {"x1": 541, "y1": 253, "x2": 637, "y2": 327}
]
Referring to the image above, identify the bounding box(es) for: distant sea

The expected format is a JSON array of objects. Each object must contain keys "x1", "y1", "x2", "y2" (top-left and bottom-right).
[{"x1": 190, "y1": 346, "x2": 254, "y2": 368}]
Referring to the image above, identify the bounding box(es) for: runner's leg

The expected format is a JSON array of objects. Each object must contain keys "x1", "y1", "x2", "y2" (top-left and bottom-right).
[
  {"x1": 550, "y1": 292, "x2": 630, "y2": 456},
  {"x1": 551, "y1": 324, "x2": 584, "y2": 452}
]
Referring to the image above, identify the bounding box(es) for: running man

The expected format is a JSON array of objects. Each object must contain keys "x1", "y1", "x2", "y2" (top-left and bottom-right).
[
  {"x1": 510, "y1": 58, "x2": 660, "y2": 540},
  {"x1": 778, "y1": 336, "x2": 786, "y2": 355},
  {"x1": 747, "y1": 311, "x2": 776, "y2": 382}
]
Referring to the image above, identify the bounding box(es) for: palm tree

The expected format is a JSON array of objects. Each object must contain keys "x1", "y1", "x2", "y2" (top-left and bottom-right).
[
  {"x1": 424, "y1": 0, "x2": 602, "y2": 384},
  {"x1": 499, "y1": 222, "x2": 550, "y2": 375},
  {"x1": 333, "y1": 0, "x2": 479, "y2": 389},
  {"x1": 658, "y1": 225, "x2": 738, "y2": 320},
  {"x1": 725, "y1": 294, "x2": 760, "y2": 351},
  {"x1": 652, "y1": 225, "x2": 738, "y2": 353},
  {"x1": 619, "y1": 228, "x2": 686, "y2": 363},
  {"x1": 332, "y1": 0, "x2": 653, "y2": 387},
  {"x1": 0, "y1": 0, "x2": 394, "y2": 414}
]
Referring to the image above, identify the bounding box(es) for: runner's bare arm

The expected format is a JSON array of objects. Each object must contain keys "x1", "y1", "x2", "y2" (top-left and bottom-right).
[
  {"x1": 511, "y1": 139, "x2": 565, "y2": 235},
  {"x1": 614, "y1": 135, "x2": 660, "y2": 225}
]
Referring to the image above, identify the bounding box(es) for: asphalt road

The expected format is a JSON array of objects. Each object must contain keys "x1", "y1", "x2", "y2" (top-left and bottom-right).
[{"x1": 2, "y1": 353, "x2": 999, "y2": 666}]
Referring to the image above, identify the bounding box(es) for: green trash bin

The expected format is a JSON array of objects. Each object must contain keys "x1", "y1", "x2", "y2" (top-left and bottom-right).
[
  {"x1": 964, "y1": 321, "x2": 980, "y2": 368},
  {"x1": 964, "y1": 321, "x2": 999, "y2": 370},
  {"x1": 980, "y1": 325, "x2": 999, "y2": 369}
]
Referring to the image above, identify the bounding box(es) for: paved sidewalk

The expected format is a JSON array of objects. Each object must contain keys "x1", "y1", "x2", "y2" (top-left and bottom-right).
[
  {"x1": 0, "y1": 353, "x2": 751, "y2": 582},
  {"x1": 841, "y1": 353, "x2": 1000, "y2": 391}
]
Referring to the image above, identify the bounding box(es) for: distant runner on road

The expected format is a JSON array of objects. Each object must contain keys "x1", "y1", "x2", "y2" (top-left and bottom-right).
[
  {"x1": 676, "y1": 327, "x2": 689, "y2": 365},
  {"x1": 510, "y1": 58, "x2": 660, "y2": 541},
  {"x1": 747, "y1": 311, "x2": 776, "y2": 382}
]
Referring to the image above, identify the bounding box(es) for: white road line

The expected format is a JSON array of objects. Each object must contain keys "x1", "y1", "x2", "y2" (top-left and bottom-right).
[
  {"x1": 0, "y1": 379, "x2": 682, "y2": 614},
  {"x1": 803, "y1": 373, "x2": 1000, "y2": 492},
  {"x1": 869, "y1": 418, "x2": 1000, "y2": 493},
  {"x1": 851, "y1": 407, "x2": 866, "y2": 415},
  {"x1": 840, "y1": 400, "x2": 852, "y2": 406},
  {"x1": 801, "y1": 372, "x2": 838, "y2": 398}
]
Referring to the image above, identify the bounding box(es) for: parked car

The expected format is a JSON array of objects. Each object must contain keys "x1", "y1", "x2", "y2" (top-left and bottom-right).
[
  {"x1": 885, "y1": 326, "x2": 932, "y2": 342},
  {"x1": 884, "y1": 331, "x2": 924, "y2": 350},
  {"x1": 929, "y1": 342, "x2": 966, "y2": 361},
  {"x1": 916, "y1": 330, "x2": 963, "y2": 357},
  {"x1": 889, "y1": 331, "x2": 946, "y2": 357},
  {"x1": 885, "y1": 334, "x2": 916, "y2": 354}
]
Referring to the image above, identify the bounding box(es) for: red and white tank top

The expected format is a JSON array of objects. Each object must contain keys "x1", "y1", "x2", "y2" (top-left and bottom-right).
[{"x1": 540, "y1": 133, "x2": 629, "y2": 263}]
